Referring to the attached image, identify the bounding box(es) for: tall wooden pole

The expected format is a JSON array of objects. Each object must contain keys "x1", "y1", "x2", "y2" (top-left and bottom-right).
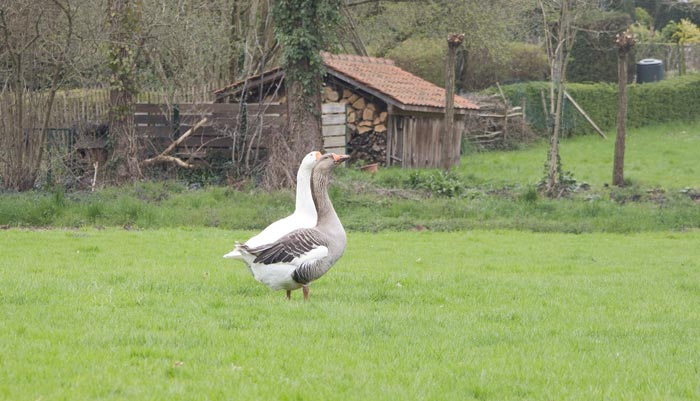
[
  {"x1": 443, "y1": 33, "x2": 464, "y2": 170},
  {"x1": 613, "y1": 29, "x2": 635, "y2": 187}
]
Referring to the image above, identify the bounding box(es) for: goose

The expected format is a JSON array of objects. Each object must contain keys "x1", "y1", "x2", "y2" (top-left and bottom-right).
[
  {"x1": 233, "y1": 152, "x2": 350, "y2": 300},
  {"x1": 223, "y1": 150, "x2": 321, "y2": 259}
]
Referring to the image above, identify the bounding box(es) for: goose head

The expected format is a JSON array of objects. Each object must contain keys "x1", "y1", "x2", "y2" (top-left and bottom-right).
[
  {"x1": 314, "y1": 153, "x2": 350, "y2": 174},
  {"x1": 299, "y1": 151, "x2": 322, "y2": 175}
]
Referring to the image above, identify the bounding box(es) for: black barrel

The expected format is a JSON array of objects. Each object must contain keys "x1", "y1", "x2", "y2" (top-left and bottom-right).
[{"x1": 636, "y1": 59, "x2": 664, "y2": 84}]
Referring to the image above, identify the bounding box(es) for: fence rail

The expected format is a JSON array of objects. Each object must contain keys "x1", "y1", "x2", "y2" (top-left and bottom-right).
[{"x1": 134, "y1": 102, "x2": 287, "y2": 167}]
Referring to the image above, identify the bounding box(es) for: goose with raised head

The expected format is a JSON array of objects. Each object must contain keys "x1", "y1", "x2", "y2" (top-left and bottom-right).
[
  {"x1": 234, "y1": 152, "x2": 350, "y2": 300},
  {"x1": 224, "y1": 150, "x2": 321, "y2": 260}
]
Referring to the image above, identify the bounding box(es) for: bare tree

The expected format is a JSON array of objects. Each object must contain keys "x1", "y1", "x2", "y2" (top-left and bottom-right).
[
  {"x1": 0, "y1": 0, "x2": 76, "y2": 191},
  {"x1": 538, "y1": 0, "x2": 592, "y2": 197},
  {"x1": 612, "y1": 28, "x2": 635, "y2": 187}
]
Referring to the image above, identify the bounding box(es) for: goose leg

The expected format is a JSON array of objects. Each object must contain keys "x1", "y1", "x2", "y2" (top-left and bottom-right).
[
  {"x1": 302, "y1": 285, "x2": 309, "y2": 301},
  {"x1": 286, "y1": 290, "x2": 291, "y2": 300}
]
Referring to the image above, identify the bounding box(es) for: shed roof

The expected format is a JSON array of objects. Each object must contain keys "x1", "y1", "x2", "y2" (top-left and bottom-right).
[
  {"x1": 214, "y1": 53, "x2": 479, "y2": 113},
  {"x1": 321, "y1": 52, "x2": 478, "y2": 112}
]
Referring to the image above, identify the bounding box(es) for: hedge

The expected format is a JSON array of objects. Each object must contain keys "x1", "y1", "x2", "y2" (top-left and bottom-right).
[{"x1": 497, "y1": 73, "x2": 700, "y2": 137}]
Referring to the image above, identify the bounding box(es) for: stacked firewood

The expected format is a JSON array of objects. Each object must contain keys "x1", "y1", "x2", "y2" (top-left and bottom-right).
[
  {"x1": 323, "y1": 86, "x2": 387, "y2": 165},
  {"x1": 466, "y1": 94, "x2": 535, "y2": 150}
]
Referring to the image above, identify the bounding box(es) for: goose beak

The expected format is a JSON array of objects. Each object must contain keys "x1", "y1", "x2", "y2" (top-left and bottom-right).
[
  {"x1": 314, "y1": 151, "x2": 322, "y2": 160},
  {"x1": 332, "y1": 153, "x2": 350, "y2": 164}
]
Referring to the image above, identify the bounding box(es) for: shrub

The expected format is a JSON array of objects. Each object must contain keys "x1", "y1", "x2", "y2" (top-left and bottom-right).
[
  {"x1": 386, "y1": 39, "x2": 549, "y2": 91},
  {"x1": 498, "y1": 73, "x2": 700, "y2": 136},
  {"x1": 567, "y1": 12, "x2": 632, "y2": 83},
  {"x1": 385, "y1": 37, "x2": 446, "y2": 87}
]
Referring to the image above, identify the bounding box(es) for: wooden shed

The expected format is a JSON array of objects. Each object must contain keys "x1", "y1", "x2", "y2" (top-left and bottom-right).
[{"x1": 214, "y1": 52, "x2": 479, "y2": 168}]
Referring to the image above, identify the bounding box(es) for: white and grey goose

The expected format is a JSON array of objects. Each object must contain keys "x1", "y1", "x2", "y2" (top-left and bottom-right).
[
  {"x1": 223, "y1": 150, "x2": 321, "y2": 259},
  {"x1": 235, "y1": 153, "x2": 350, "y2": 300}
]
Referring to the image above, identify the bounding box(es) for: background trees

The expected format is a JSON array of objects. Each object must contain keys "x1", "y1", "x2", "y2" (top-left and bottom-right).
[{"x1": 2, "y1": 0, "x2": 700, "y2": 190}]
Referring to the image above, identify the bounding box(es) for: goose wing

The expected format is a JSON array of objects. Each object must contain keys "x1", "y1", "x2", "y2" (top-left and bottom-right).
[{"x1": 242, "y1": 229, "x2": 329, "y2": 266}]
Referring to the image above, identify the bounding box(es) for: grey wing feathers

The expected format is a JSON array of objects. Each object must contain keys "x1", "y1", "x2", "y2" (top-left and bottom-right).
[{"x1": 242, "y1": 229, "x2": 326, "y2": 265}]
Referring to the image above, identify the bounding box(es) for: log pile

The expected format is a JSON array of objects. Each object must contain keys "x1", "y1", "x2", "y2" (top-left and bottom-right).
[
  {"x1": 322, "y1": 85, "x2": 387, "y2": 165},
  {"x1": 465, "y1": 94, "x2": 536, "y2": 150}
]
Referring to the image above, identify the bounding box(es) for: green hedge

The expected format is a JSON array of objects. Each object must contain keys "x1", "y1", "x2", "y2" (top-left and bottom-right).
[{"x1": 498, "y1": 73, "x2": 700, "y2": 137}]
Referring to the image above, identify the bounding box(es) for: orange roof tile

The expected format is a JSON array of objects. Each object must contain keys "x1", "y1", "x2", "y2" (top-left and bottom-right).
[{"x1": 322, "y1": 52, "x2": 479, "y2": 111}]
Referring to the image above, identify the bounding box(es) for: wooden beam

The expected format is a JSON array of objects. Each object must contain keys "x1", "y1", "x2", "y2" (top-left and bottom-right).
[{"x1": 564, "y1": 90, "x2": 607, "y2": 139}]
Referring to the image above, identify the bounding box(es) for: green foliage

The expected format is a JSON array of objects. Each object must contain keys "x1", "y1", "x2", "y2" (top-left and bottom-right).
[
  {"x1": 406, "y1": 170, "x2": 465, "y2": 198},
  {"x1": 506, "y1": 42, "x2": 550, "y2": 83},
  {"x1": 652, "y1": 1, "x2": 700, "y2": 31},
  {"x1": 635, "y1": 7, "x2": 654, "y2": 30},
  {"x1": 272, "y1": 0, "x2": 340, "y2": 98},
  {"x1": 498, "y1": 74, "x2": 700, "y2": 136},
  {"x1": 385, "y1": 37, "x2": 446, "y2": 87},
  {"x1": 567, "y1": 12, "x2": 632, "y2": 83},
  {"x1": 385, "y1": 38, "x2": 548, "y2": 91}
]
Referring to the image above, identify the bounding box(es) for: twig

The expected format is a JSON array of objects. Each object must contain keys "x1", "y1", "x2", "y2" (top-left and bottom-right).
[{"x1": 91, "y1": 161, "x2": 98, "y2": 192}]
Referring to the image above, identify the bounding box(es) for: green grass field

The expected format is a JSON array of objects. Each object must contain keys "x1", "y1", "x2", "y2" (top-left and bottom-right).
[
  {"x1": 2, "y1": 228, "x2": 699, "y2": 400},
  {"x1": 456, "y1": 122, "x2": 700, "y2": 189}
]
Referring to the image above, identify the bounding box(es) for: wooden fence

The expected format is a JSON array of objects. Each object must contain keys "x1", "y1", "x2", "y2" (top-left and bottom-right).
[{"x1": 134, "y1": 103, "x2": 287, "y2": 167}]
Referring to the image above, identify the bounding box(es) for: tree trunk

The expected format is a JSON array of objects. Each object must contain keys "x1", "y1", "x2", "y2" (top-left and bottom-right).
[
  {"x1": 443, "y1": 33, "x2": 463, "y2": 170},
  {"x1": 613, "y1": 29, "x2": 635, "y2": 187},
  {"x1": 287, "y1": 76, "x2": 322, "y2": 156},
  {"x1": 108, "y1": 0, "x2": 141, "y2": 183},
  {"x1": 228, "y1": 0, "x2": 243, "y2": 83}
]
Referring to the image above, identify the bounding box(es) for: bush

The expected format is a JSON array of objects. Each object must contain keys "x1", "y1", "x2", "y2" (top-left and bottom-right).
[
  {"x1": 567, "y1": 12, "x2": 632, "y2": 83},
  {"x1": 385, "y1": 39, "x2": 548, "y2": 91},
  {"x1": 385, "y1": 37, "x2": 446, "y2": 87},
  {"x1": 498, "y1": 73, "x2": 700, "y2": 136},
  {"x1": 506, "y1": 43, "x2": 549, "y2": 83}
]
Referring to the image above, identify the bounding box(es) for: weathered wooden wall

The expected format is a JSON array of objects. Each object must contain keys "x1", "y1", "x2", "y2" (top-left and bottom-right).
[
  {"x1": 134, "y1": 103, "x2": 286, "y2": 158},
  {"x1": 388, "y1": 112, "x2": 467, "y2": 168},
  {"x1": 321, "y1": 102, "x2": 347, "y2": 155}
]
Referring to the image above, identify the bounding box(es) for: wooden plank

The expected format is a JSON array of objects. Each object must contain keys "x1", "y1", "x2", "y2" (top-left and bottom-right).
[
  {"x1": 323, "y1": 135, "x2": 346, "y2": 148},
  {"x1": 178, "y1": 136, "x2": 233, "y2": 148},
  {"x1": 322, "y1": 113, "x2": 346, "y2": 126},
  {"x1": 564, "y1": 90, "x2": 607, "y2": 139},
  {"x1": 322, "y1": 124, "x2": 345, "y2": 137},
  {"x1": 135, "y1": 104, "x2": 174, "y2": 113},
  {"x1": 138, "y1": 126, "x2": 175, "y2": 138},
  {"x1": 246, "y1": 103, "x2": 286, "y2": 115},
  {"x1": 324, "y1": 146, "x2": 346, "y2": 155},
  {"x1": 177, "y1": 126, "x2": 223, "y2": 137},
  {"x1": 322, "y1": 102, "x2": 346, "y2": 113},
  {"x1": 135, "y1": 114, "x2": 170, "y2": 125}
]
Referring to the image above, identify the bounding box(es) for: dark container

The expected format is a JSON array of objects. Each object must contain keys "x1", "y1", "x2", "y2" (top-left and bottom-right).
[{"x1": 636, "y1": 58, "x2": 664, "y2": 84}]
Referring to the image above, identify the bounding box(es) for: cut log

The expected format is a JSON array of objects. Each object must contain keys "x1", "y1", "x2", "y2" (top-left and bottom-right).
[
  {"x1": 352, "y1": 97, "x2": 365, "y2": 110},
  {"x1": 375, "y1": 124, "x2": 387, "y2": 133},
  {"x1": 324, "y1": 87, "x2": 340, "y2": 102},
  {"x1": 362, "y1": 107, "x2": 375, "y2": 121},
  {"x1": 379, "y1": 111, "x2": 388, "y2": 123},
  {"x1": 347, "y1": 111, "x2": 356, "y2": 123},
  {"x1": 357, "y1": 125, "x2": 372, "y2": 134},
  {"x1": 342, "y1": 89, "x2": 353, "y2": 99},
  {"x1": 347, "y1": 94, "x2": 359, "y2": 104}
]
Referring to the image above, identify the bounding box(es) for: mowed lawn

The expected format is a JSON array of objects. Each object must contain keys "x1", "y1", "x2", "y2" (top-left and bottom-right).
[
  {"x1": 2, "y1": 228, "x2": 699, "y2": 400},
  {"x1": 457, "y1": 122, "x2": 700, "y2": 189}
]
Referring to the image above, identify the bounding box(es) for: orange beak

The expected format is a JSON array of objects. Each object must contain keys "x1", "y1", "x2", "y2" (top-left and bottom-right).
[
  {"x1": 314, "y1": 151, "x2": 322, "y2": 160},
  {"x1": 332, "y1": 153, "x2": 350, "y2": 164}
]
